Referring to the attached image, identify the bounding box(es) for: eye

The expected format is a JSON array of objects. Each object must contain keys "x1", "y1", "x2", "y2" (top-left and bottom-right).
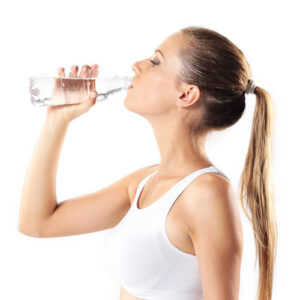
[{"x1": 149, "y1": 58, "x2": 160, "y2": 66}]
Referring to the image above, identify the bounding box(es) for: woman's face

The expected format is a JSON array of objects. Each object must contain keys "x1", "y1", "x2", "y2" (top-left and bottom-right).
[{"x1": 124, "y1": 31, "x2": 186, "y2": 117}]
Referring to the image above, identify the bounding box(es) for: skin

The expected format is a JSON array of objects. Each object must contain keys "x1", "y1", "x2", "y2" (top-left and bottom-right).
[
  {"x1": 122, "y1": 31, "x2": 243, "y2": 300},
  {"x1": 19, "y1": 31, "x2": 243, "y2": 300},
  {"x1": 46, "y1": 64, "x2": 99, "y2": 123},
  {"x1": 124, "y1": 31, "x2": 212, "y2": 176}
]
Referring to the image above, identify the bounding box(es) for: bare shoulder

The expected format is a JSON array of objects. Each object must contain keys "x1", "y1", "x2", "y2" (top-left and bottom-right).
[
  {"x1": 180, "y1": 173, "x2": 243, "y2": 299},
  {"x1": 185, "y1": 172, "x2": 235, "y2": 206},
  {"x1": 183, "y1": 171, "x2": 237, "y2": 208},
  {"x1": 128, "y1": 163, "x2": 160, "y2": 204},
  {"x1": 180, "y1": 172, "x2": 243, "y2": 247}
]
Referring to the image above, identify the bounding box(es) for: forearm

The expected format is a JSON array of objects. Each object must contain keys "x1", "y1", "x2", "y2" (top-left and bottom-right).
[{"x1": 18, "y1": 115, "x2": 70, "y2": 235}]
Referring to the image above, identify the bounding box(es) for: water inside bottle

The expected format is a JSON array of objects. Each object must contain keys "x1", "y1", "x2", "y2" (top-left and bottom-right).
[{"x1": 29, "y1": 75, "x2": 133, "y2": 106}]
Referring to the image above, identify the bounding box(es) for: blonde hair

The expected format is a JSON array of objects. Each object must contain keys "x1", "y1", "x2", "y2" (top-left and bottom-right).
[
  {"x1": 178, "y1": 26, "x2": 278, "y2": 300},
  {"x1": 239, "y1": 86, "x2": 277, "y2": 300}
]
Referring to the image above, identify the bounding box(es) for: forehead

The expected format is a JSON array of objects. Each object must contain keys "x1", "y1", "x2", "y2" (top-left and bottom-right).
[{"x1": 157, "y1": 32, "x2": 184, "y2": 57}]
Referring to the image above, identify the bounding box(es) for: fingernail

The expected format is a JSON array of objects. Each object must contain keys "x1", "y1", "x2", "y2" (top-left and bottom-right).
[{"x1": 91, "y1": 92, "x2": 97, "y2": 98}]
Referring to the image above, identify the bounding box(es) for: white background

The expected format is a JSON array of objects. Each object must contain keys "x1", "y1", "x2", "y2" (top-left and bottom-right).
[{"x1": 0, "y1": 0, "x2": 299, "y2": 299}]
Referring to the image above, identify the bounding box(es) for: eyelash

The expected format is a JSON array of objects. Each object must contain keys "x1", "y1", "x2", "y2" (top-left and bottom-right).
[{"x1": 149, "y1": 59, "x2": 160, "y2": 66}]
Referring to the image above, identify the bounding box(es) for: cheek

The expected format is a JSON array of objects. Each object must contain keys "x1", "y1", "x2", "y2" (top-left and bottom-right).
[
  {"x1": 124, "y1": 76, "x2": 176, "y2": 115},
  {"x1": 146, "y1": 86, "x2": 171, "y2": 110}
]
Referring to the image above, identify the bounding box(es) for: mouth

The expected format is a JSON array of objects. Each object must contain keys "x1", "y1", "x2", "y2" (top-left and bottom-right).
[{"x1": 127, "y1": 84, "x2": 133, "y2": 89}]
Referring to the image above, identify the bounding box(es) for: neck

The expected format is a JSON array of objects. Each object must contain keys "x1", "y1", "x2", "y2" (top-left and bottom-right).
[{"x1": 149, "y1": 117, "x2": 212, "y2": 177}]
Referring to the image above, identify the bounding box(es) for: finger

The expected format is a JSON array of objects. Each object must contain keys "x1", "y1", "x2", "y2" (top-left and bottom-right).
[
  {"x1": 55, "y1": 67, "x2": 66, "y2": 89},
  {"x1": 82, "y1": 91, "x2": 97, "y2": 108},
  {"x1": 90, "y1": 91, "x2": 98, "y2": 105},
  {"x1": 88, "y1": 65, "x2": 99, "y2": 91},
  {"x1": 69, "y1": 65, "x2": 78, "y2": 77},
  {"x1": 57, "y1": 67, "x2": 66, "y2": 77},
  {"x1": 79, "y1": 65, "x2": 91, "y2": 78},
  {"x1": 89, "y1": 64, "x2": 99, "y2": 77}
]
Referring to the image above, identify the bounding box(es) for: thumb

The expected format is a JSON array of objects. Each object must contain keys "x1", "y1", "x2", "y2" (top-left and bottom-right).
[{"x1": 85, "y1": 91, "x2": 98, "y2": 107}]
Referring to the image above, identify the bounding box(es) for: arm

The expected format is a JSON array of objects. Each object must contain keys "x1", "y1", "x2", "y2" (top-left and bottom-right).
[
  {"x1": 183, "y1": 175, "x2": 243, "y2": 300},
  {"x1": 18, "y1": 115, "x2": 70, "y2": 236},
  {"x1": 18, "y1": 113, "x2": 159, "y2": 238},
  {"x1": 18, "y1": 63, "x2": 138, "y2": 238}
]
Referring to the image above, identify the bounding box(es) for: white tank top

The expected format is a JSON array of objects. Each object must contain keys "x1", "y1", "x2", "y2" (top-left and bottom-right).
[{"x1": 103, "y1": 165, "x2": 229, "y2": 300}]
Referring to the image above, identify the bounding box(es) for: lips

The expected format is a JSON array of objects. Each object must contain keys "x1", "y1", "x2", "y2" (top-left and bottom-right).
[{"x1": 128, "y1": 84, "x2": 133, "y2": 89}]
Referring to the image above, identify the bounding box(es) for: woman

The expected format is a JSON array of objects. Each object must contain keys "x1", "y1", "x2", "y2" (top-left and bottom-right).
[{"x1": 19, "y1": 26, "x2": 277, "y2": 300}]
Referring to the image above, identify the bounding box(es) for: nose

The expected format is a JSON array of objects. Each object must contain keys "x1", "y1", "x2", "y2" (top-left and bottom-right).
[
  {"x1": 132, "y1": 58, "x2": 147, "y2": 75},
  {"x1": 132, "y1": 62, "x2": 139, "y2": 75}
]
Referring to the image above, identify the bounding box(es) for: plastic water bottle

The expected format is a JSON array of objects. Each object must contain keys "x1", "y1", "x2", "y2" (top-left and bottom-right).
[{"x1": 29, "y1": 72, "x2": 133, "y2": 106}]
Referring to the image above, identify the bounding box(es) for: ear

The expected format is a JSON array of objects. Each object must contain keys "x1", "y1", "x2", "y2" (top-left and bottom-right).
[{"x1": 176, "y1": 84, "x2": 201, "y2": 108}]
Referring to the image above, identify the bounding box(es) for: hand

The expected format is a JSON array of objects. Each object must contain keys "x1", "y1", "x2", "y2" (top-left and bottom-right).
[{"x1": 46, "y1": 64, "x2": 99, "y2": 124}]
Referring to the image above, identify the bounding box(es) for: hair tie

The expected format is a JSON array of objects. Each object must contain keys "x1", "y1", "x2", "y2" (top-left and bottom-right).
[{"x1": 245, "y1": 79, "x2": 256, "y2": 94}]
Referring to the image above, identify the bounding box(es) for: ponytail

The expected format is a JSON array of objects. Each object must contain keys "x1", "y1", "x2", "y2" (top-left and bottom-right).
[
  {"x1": 239, "y1": 86, "x2": 278, "y2": 300},
  {"x1": 178, "y1": 26, "x2": 278, "y2": 299}
]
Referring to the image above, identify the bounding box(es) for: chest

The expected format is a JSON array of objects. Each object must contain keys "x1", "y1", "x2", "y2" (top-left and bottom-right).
[
  {"x1": 129, "y1": 181, "x2": 195, "y2": 256},
  {"x1": 107, "y1": 173, "x2": 206, "y2": 300}
]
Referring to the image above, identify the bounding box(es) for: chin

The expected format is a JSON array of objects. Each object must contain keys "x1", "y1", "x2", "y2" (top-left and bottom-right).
[
  {"x1": 123, "y1": 95, "x2": 137, "y2": 112},
  {"x1": 123, "y1": 94, "x2": 165, "y2": 116},
  {"x1": 123, "y1": 97, "x2": 146, "y2": 116}
]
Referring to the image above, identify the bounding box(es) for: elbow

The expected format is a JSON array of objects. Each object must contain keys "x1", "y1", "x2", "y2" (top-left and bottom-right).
[{"x1": 18, "y1": 221, "x2": 42, "y2": 238}]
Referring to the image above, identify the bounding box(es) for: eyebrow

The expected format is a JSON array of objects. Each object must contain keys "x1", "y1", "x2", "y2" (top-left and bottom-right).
[{"x1": 155, "y1": 49, "x2": 165, "y2": 59}]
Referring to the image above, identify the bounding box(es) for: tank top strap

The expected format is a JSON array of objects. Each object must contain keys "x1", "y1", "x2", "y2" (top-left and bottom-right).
[
  {"x1": 132, "y1": 170, "x2": 159, "y2": 207},
  {"x1": 158, "y1": 165, "x2": 228, "y2": 212},
  {"x1": 131, "y1": 165, "x2": 229, "y2": 211}
]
